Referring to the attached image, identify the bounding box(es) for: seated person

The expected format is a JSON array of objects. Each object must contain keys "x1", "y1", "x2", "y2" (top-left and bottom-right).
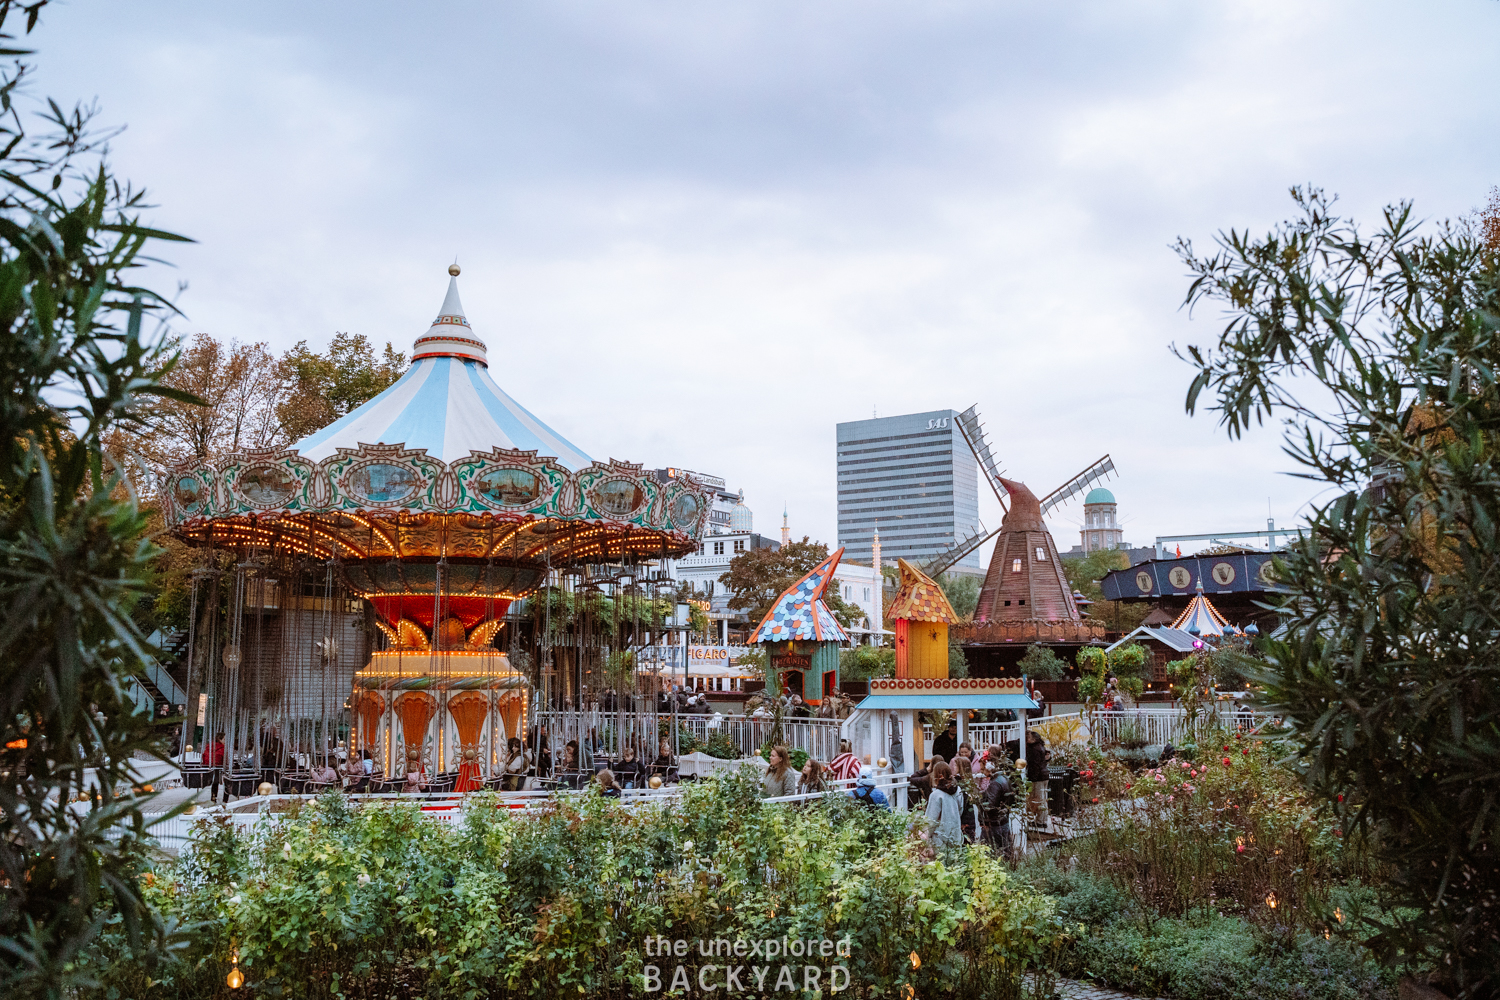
[
  {"x1": 596, "y1": 769, "x2": 622, "y2": 798},
  {"x1": 848, "y1": 767, "x2": 890, "y2": 810},
  {"x1": 614, "y1": 746, "x2": 647, "y2": 789},
  {"x1": 502, "y1": 737, "x2": 532, "y2": 791},
  {"x1": 651, "y1": 738, "x2": 677, "y2": 783},
  {"x1": 309, "y1": 760, "x2": 340, "y2": 786}
]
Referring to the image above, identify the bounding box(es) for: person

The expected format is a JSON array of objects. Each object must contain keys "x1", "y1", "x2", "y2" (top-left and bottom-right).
[
  {"x1": 1025, "y1": 729, "x2": 1052, "y2": 830},
  {"x1": 924, "y1": 761, "x2": 964, "y2": 852},
  {"x1": 827, "y1": 739, "x2": 862, "y2": 782},
  {"x1": 527, "y1": 725, "x2": 552, "y2": 778},
  {"x1": 309, "y1": 758, "x2": 340, "y2": 786},
  {"x1": 259, "y1": 723, "x2": 286, "y2": 782},
  {"x1": 596, "y1": 769, "x2": 622, "y2": 798},
  {"x1": 750, "y1": 702, "x2": 772, "y2": 720},
  {"x1": 1027, "y1": 686, "x2": 1047, "y2": 720},
  {"x1": 952, "y1": 755, "x2": 980, "y2": 842},
  {"x1": 908, "y1": 758, "x2": 935, "y2": 806},
  {"x1": 849, "y1": 767, "x2": 890, "y2": 810},
  {"x1": 789, "y1": 694, "x2": 811, "y2": 719},
  {"x1": 931, "y1": 720, "x2": 958, "y2": 763},
  {"x1": 203, "y1": 731, "x2": 226, "y2": 803},
  {"x1": 798, "y1": 758, "x2": 827, "y2": 797},
  {"x1": 559, "y1": 741, "x2": 581, "y2": 788},
  {"x1": 652, "y1": 738, "x2": 677, "y2": 784},
  {"x1": 360, "y1": 749, "x2": 375, "y2": 776},
  {"x1": 762, "y1": 745, "x2": 798, "y2": 798},
  {"x1": 503, "y1": 737, "x2": 532, "y2": 791},
  {"x1": 615, "y1": 745, "x2": 647, "y2": 789},
  {"x1": 956, "y1": 741, "x2": 974, "y2": 764},
  {"x1": 979, "y1": 759, "x2": 1016, "y2": 858}
]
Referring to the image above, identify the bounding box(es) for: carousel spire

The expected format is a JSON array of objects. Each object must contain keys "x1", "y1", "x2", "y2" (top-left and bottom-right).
[{"x1": 412, "y1": 264, "x2": 487, "y2": 365}]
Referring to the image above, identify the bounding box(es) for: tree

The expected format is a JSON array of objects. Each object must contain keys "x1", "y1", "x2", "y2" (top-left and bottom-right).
[
  {"x1": 0, "y1": 2, "x2": 193, "y2": 992},
  {"x1": 1016, "y1": 643, "x2": 1066, "y2": 680},
  {"x1": 276, "y1": 332, "x2": 406, "y2": 441},
  {"x1": 936, "y1": 572, "x2": 980, "y2": 620},
  {"x1": 839, "y1": 645, "x2": 894, "y2": 681},
  {"x1": 1176, "y1": 187, "x2": 1500, "y2": 994},
  {"x1": 1061, "y1": 548, "x2": 1152, "y2": 632},
  {"x1": 718, "y1": 536, "x2": 863, "y2": 629}
]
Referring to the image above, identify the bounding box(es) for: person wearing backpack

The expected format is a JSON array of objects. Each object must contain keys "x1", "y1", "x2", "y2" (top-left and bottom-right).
[
  {"x1": 979, "y1": 759, "x2": 1016, "y2": 858},
  {"x1": 848, "y1": 767, "x2": 889, "y2": 810}
]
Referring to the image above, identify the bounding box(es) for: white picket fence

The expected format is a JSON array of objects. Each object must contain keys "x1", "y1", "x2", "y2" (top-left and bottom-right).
[{"x1": 913, "y1": 707, "x2": 1279, "y2": 759}]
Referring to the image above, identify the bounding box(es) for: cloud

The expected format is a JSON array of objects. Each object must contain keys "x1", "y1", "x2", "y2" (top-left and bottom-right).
[{"x1": 28, "y1": 0, "x2": 1500, "y2": 553}]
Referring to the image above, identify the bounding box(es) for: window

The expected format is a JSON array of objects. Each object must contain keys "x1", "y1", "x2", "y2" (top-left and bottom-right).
[
  {"x1": 844, "y1": 585, "x2": 850, "y2": 598},
  {"x1": 1035, "y1": 547, "x2": 1047, "y2": 561},
  {"x1": 1011, "y1": 558, "x2": 1022, "y2": 573},
  {"x1": 713, "y1": 542, "x2": 725, "y2": 555},
  {"x1": 863, "y1": 588, "x2": 870, "y2": 602}
]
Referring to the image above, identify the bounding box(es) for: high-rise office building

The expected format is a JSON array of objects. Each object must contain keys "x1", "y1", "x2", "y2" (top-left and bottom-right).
[{"x1": 836, "y1": 409, "x2": 983, "y2": 576}]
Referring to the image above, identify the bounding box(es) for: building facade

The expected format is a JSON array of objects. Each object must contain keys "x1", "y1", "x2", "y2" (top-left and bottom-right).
[{"x1": 835, "y1": 409, "x2": 982, "y2": 576}]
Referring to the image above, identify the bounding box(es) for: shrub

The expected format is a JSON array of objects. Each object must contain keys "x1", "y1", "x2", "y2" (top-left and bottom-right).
[{"x1": 100, "y1": 778, "x2": 1072, "y2": 999}]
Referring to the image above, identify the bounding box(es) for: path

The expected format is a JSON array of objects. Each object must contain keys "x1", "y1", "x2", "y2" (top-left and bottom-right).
[{"x1": 1058, "y1": 977, "x2": 1164, "y2": 1000}]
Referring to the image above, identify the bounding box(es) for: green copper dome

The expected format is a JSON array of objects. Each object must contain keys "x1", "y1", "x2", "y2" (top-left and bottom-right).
[{"x1": 1084, "y1": 487, "x2": 1116, "y2": 504}]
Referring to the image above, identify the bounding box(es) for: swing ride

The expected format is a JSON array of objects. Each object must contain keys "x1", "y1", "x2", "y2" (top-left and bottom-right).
[{"x1": 166, "y1": 266, "x2": 712, "y2": 790}]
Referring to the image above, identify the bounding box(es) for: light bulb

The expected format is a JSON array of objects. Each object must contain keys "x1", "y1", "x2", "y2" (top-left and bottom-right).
[{"x1": 227, "y1": 967, "x2": 244, "y2": 989}]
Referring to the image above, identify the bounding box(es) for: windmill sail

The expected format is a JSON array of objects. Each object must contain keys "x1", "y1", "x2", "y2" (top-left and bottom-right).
[
  {"x1": 1038, "y1": 455, "x2": 1115, "y2": 516},
  {"x1": 955, "y1": 405, "x2": 1008, "y2": 511},
  {"x1": 922, "y1": 523, "x2": 999, "y2": 578}
]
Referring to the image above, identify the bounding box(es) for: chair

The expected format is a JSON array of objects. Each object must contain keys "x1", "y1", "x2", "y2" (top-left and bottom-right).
[
  {"x1": 279, "y1": 774, "x2": 309, "y2": 794},
  {"x1": 304, "y1": 780, "x2": 339, "y2": 795},
  {"x1": 181, "y1": 767, "x2": 220, "y2": 789},
  {"x1": 370, "y1": 778, "x2": 404, "y2": 794},
  {"x1": 421, "y1": 775, "x2": 457, "y2": 794},
  {"x1": 224, "y1": 772, "x2": 260, "y2": 800},
  {"x1": 483, "y1": 774, "x2": 506, "y2": 792},
  {"x1": 345, "y1": 775, "x2": 370, "y2": 794}
]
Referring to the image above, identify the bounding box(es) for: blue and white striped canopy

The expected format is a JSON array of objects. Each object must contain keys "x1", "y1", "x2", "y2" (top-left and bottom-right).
[{"x1": 292, "y1": 277, "x2": 593, "y2": 470}]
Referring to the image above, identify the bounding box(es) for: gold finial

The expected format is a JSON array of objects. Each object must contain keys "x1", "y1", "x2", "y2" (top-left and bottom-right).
[{"x1": 448, "y1": 263, "x2": 461, "y2": 277}]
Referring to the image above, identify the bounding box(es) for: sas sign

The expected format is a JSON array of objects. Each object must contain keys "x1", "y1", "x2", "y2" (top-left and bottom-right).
[{"x1": 926, "y1": 417, "x2": 950, "y2": 429}]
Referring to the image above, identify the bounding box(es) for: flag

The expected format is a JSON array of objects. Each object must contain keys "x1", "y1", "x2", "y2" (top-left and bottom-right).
[{"x1": 1176, "y1": 544, "x2": 1182, "y2": 557}]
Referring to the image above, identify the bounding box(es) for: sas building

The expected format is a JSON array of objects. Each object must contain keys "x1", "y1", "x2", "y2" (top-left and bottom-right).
[{"x1": 836, "y1": 410, "x2": 983, "y2": 577}]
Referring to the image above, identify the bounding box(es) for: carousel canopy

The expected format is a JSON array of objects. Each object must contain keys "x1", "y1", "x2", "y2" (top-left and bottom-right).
[
  {"x1": 293, "y1": 277, "x2": 592, "y2": 470},
  {"x1": 167, "y1": 268, "x2": 711, "y2": 609}
]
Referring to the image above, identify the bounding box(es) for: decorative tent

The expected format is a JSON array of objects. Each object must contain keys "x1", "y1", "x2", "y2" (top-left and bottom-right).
[
  {"x1": 1171, "y1": 580, "x2": 1236, "y2": 638},
  {"x1": 888, "y1": 558, "x2": 960, "y2": 679},
  {"x1": 749, "y1": 548, "x2": 848, "y2": 705}
]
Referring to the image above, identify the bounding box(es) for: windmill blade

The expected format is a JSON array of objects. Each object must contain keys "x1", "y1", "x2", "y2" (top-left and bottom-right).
[
  {"x1": 923, "y1": 523, "x2": 1000, "y2": 578},
  {"x1": 1038, "y1": 454, "x2": 1115, "y2": 516},
  {"x1": 955, "y1": 405, "x2": 1008, "y2": 511}
]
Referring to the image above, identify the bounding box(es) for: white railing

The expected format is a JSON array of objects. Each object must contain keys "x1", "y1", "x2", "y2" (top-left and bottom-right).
[
  {"x1": 534, "y1": 710, "x2": 845, "y2": 762},
  {"x1": 142, "y1": 771, "x2": 912, "y2": 853}
]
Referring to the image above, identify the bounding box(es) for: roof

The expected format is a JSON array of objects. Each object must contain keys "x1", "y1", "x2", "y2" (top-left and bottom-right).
[
  {"x1": 854, "y1": 693, "x2": 1037, "y2": 710},
  {"x1": 749, "y1": 548, "x2": 850, "y2": 644},
  {"x1": 887, "y1": 557, "x2": 961, "y2": 623},
  {"x1": 1084, "y1": 487, "x2": 1116, "y2": 504},
  {"x1": 1107, "y1": 625, "x2": 1201, "y2": 653},
  {"x1": 1172, "y1": 582, "x2": 1234, "y2": 637},
  {"x1": 291, "y1": 275, "x2": 593, "y2": 469}
]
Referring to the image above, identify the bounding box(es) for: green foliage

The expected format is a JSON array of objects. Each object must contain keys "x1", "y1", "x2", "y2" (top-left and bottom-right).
[
  {"x1": 1177, "y1": 187, "x2": 1500, "y2": 990},
  {"x1": 1061, "y1": 549, "x2": 1152, "y2": 631},
  {"x1": 1017, "y1": 644, "x2": 1067, "y2": 680},
  {"x1": 1076, "y1": 643, "x2": 1147, "y2": 705},
  {"x1": 275, "y1": 332, "x2": 407, "y2": 441},
  {"x1": 839, "y1": 643, "x2": 894, "y2": 681},
  {"x1": 103, "y1": 779, "x2": 1072, "y2": 999},
  {"x1": 0, "y1": 5, "x2": 197, "y2": 994},
  {"x1": 1025, "y1": 860, "x2": 1395, "y2": 1000},
  {"x1": 732, "y1": 647, "x2": 765, "y2": 678},
  {"x1": 936, "y1": 572, "x2": 980, "y2": 619},
  {"x1": 948, "y1": 636, "x2": 969, "y2": 678}
]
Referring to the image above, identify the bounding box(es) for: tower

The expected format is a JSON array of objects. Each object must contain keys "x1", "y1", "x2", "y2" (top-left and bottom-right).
[
  {"x1": 973, "y1": 478, "x2": 1081, "y2": 623},
  {"x1": 781, "y1": 504, "x2": 790, "y2": 547},
  {"x1": 1080, "y1": 487, "x2": 1124, "y2": 552}
]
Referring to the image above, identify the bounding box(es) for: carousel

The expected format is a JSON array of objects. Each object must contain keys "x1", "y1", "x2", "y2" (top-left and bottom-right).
[{"x1": 167, "y1": 266, "x2": 711, "y2": 791}]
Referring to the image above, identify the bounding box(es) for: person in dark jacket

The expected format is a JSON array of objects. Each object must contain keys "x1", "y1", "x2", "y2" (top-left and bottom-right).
[
  {"x1": 931, "y1": 720, "x2": 958, "y2": 763},
  {"x1": 614, "y1": 745, "x2": 647, "y2": 789},
  {"x1": 1024, "y1": 730, "x2": 1051, "y2": 830},
  {"x1": 979, "y1": 759, "x2": 1016, "y2": 857}
]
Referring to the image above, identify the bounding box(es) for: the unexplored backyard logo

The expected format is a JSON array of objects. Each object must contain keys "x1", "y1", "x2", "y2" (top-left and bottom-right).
[{"x1": 642, "y1": 935, "x2": 853, "y2": 994}]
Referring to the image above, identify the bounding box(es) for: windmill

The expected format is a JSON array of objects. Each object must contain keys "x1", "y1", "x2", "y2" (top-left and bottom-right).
[{"x1": 922, "y1": 404, "x2": 1116, "y2": 578}]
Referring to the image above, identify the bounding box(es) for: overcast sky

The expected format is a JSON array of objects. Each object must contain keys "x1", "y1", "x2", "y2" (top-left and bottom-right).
[{"x1": 30, "y1": 0, "x2": 1500, "y2": 553}]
